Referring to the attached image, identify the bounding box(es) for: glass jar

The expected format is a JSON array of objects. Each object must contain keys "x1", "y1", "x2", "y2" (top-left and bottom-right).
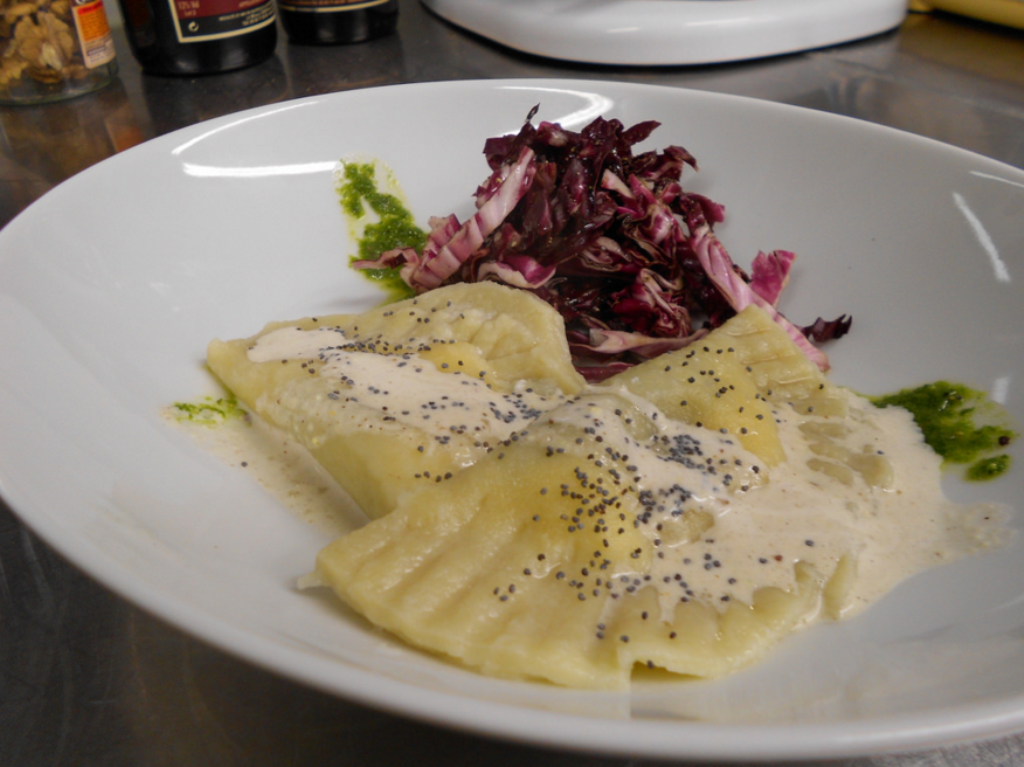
[{"x1": 0, "y1": 0, "x2": 118, "y2": 105}]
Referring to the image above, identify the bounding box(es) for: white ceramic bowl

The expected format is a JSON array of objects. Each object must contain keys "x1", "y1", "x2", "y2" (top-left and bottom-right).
[{"x1": 1, "y1": 80, "x2": 1023, "y2": 761}]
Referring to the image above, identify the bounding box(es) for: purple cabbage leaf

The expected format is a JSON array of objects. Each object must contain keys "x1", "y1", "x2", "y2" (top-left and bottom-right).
[{"x1": 353, "y1": 107, "x2": 850, "y2": 379}]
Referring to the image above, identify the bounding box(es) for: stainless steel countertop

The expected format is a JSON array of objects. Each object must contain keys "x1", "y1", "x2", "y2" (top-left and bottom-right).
[{"x1": 2, "y1": 3, "x2": 1023, "y2": 764}]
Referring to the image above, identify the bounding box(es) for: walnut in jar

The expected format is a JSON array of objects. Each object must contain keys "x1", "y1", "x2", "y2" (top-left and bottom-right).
[{"x1": 0, "y1": 0, "x2": 116, "y2": 103}]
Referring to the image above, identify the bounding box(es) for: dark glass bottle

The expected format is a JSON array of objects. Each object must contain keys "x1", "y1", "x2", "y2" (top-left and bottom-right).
[
  {"x1": 279, "y1": 0, "x2": 398, "y2": 45},
  {"x1": 117, "y1": 0, "x2": 277, "y2": 75}
]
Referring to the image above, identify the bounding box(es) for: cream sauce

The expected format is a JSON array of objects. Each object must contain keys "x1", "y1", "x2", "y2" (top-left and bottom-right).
[
  {"x1": 249, "y1": 325, "x2": 569, "y2": 467},
  {"x1": 162, "y1": 405, "x2": 362, "y2": 539},
  {"x1": 231, "y1": 322, "x2": 1008, "y2": 624},
  {"x1": 549, "y1": 389, "x2": 1006, "y2": 623}
]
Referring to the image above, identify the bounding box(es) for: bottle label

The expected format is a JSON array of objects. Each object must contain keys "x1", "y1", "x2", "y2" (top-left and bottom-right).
[
  {"x1": 277, "y1": 0, "x2": 389, "y2": 13},
  {"x1": 167, "y1": 0, "x2": 276, "y2": 42},
  {"x1": 71, "y1": 0, "x2": 117, "y2": 68}
]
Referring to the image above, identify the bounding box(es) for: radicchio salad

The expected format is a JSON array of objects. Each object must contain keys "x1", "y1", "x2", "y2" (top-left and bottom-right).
[{"x1": 353, "y1": 106, "x2": 852, "y2": 381}]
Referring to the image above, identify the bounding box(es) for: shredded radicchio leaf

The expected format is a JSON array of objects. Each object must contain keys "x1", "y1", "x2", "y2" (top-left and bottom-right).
[
  {"x1": 354, "y1": 107, "x2": 850, "y2": 380},
  {"x1": 803, "y1": 315, "x2": 853, "y2": 343}
]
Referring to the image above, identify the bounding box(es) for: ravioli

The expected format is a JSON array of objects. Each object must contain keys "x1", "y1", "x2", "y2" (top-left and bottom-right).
[
  {"x1": 207, "y1": 282, "x2": 585, "y2": 519},
  {"x1": 207, "y1": 284, "x2": 1001, "y2": 688}
]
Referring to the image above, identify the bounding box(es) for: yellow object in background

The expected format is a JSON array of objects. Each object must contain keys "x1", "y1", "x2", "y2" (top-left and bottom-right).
[{"x1": 909, "y1": 0, "x2": 1024, "y2": 29}]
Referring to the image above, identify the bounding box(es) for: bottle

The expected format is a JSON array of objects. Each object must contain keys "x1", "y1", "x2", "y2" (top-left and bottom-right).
[
  {"x1": 0, "y1": 0, "x2": 119, "y2": 105},
  {"x1": 279, "y1": 0, "x2": 398, "y2": 45},
  {"x1": 117, "y1": 0, "x2": 277, "y2": 75}
]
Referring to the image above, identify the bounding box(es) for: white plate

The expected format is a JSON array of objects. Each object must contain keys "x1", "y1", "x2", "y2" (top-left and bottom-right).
[
  {"x1": 1, "y1": 80, "x2": 1024, "y2": 761},
  {"x1": 420, "y1": 0, "x2": 908, "y2": 65}
]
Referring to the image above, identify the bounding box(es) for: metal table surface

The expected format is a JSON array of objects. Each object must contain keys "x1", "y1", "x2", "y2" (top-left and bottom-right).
[{"x1": 1, "y1": 3, "x2": 1023, "y2": 765}]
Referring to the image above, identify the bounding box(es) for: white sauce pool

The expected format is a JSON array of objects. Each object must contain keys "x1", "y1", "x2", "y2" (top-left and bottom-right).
[{"x1": 183, "y1": 322, "x2": 1009, "y2": 628}]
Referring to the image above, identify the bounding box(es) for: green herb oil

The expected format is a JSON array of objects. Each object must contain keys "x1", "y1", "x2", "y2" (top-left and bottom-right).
[
  {"x1": 870, "y1": 381, "x2": 1015, "y2": 481},
  {"x1": 337, "y1": 160, "x2": 424, "y2": 301},
  {"x1": 172, "y1": 395, "x2": 248, "y2": 426}
]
